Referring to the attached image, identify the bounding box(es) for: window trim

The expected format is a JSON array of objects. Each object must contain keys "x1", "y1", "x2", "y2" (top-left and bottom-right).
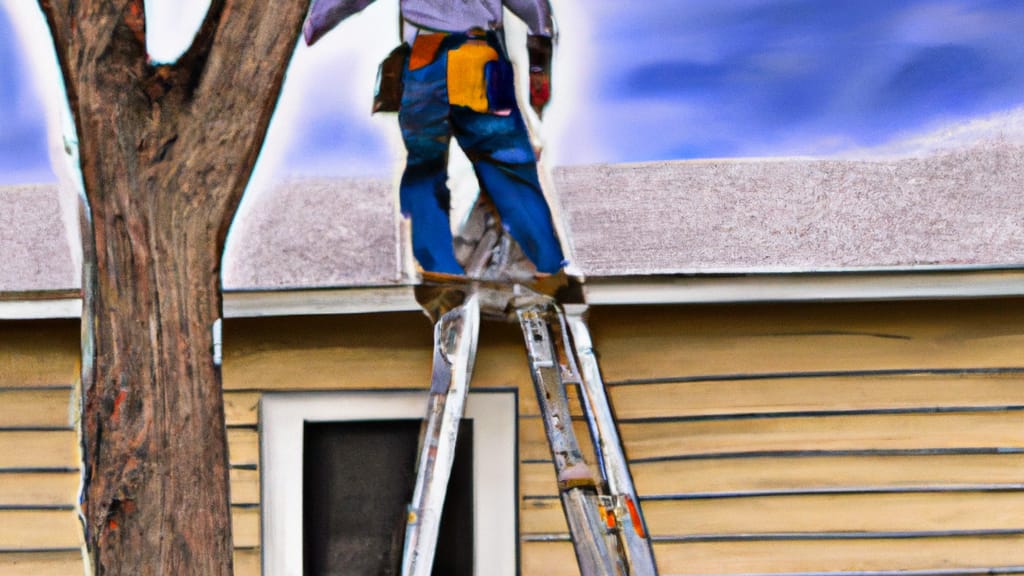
[{"x1": 260, "y1": 390, "x2": 518, "y2": 576}]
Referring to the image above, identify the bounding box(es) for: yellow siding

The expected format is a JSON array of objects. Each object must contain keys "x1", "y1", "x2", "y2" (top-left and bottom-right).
[
  {"x1": 573, "y1": 299, "x2": 1024, "y2": 575},
  {"x1": 523, "y1": 491, "x2": 1024, "y2": 534},
  {"x1": 0, "y1": 320, "x2": 84, "y2": 575},
  {"x1": 524, "y1": 535, "x2": 1024, "y2": 575},
  {"x1": 6, "y1": 297, "x2": 1023, "y2": 575},
  {"x1": 523, "y1": 453, "x2": 1024, "y2": 497},
  {"x1": 0, "y1": 472, "x2": 79, "y2": 507},
  {"x1": 0, "y1": 509, "x2": 83, "y2": 549},
  {"x1": 223, "y1": 301, "x2": 1024, "y2": 573},
  {"x1": 0, "y1": 320, "x2": 79, "y2": 388},
  {"x1": 0, "y1": 551, "x2": 83, "y2": 576},
  {"x1": 588, "y1": 300, "x2": 1024, "y2": 381}
]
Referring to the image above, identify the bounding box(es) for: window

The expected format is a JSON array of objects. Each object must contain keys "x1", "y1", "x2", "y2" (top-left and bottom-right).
[{"x1": 261, "y1": 391, "x2": 517, "y2": 576}]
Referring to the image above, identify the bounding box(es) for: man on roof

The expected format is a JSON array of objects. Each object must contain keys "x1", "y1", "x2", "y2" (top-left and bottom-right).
[{"x1": 304, "y1": 0, "x2": 566, "y2": 281}]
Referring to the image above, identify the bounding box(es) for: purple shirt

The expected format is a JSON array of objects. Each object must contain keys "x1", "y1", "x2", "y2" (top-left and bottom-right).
[{"x1": 304, "y1": 0, "x2": 555, "y2": 45}]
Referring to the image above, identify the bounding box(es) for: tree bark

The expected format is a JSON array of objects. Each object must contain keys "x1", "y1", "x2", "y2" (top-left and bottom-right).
[{"x1": 36, "y1": 1, "x2": 311, "y2": 573}]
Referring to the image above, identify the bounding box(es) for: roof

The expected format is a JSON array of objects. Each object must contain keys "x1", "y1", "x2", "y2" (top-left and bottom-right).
[
  {"x1": 557, "y1": 138, "x2": 1024, "y2": 276},
  {"x1": 3, "y1": 109, "x2": 1024, "y2": 314},
  {"x1": 0, "y1": 184, "x2": 78, "y2": 294}
]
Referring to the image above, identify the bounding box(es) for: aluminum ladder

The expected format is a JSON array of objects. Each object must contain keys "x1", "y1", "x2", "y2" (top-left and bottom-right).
[{"x1": 400, "y1": 281, "x2": 658, "y2": 575}]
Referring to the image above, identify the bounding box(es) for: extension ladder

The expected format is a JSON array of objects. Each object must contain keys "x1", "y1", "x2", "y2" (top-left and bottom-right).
[{"x1": 400, "y1": 281, "x2": 659, "y2": 575}]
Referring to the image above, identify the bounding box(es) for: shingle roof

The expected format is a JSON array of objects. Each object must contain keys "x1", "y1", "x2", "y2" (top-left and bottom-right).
[
  {"x1": 0, "y1": 184, "x2": 78, "y2": 294},
  {"x1": 3, "y1": 111, "x2": 1023, "y2": 294},
  {"x1": 555, "y1": 138, "x2": 1024, "y2": 276}
]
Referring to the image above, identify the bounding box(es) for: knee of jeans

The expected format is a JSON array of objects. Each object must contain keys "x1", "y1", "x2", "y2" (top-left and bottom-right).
[
  {"x1": 403, "y1": 135, "x2": 449, "y2": 168},
  {"x1": 403, "y1": 154, "x2": 447, "y2": 178}
]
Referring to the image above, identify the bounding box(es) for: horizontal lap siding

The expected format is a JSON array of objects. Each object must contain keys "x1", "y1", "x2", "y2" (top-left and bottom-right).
[
  {"x1": 223, "y1": 312, "x2": 576, "y2": 567},
  {"x1": 0, "y1": 320, "x2": 84, "y2": 574},
  {"x1": 545, "y1": 299, "x2": 1024, "y2": 575},
  {"x1": 7, "y1": 299, "x2": 1024, "y2": 575},
  {"x1": 523, "y1": 535, "x2": 1024, "y2": 575}
]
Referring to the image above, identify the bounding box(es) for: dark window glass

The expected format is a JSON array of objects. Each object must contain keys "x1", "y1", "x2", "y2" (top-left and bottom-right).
[{"x1": 303, "y1": 419, "x2": 474, "y2": 576}]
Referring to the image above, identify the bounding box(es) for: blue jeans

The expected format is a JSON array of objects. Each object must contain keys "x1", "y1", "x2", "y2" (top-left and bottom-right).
[{"x1": 398, "y1": 40, "x2": 565, "y2": 275}]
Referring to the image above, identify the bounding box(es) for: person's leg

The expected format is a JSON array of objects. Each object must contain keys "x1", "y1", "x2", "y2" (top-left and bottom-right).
[
  {"x1": 451, "y1": 106, "x2": 565, "y2": 274},
  {"x1": 399, "y1": 56, "x2": 463, "y2": 274}
]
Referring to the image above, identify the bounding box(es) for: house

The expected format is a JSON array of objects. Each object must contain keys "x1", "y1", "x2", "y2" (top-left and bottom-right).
[{"x1": 2, "y1": 115, "x2": 1024, "y2": 574}]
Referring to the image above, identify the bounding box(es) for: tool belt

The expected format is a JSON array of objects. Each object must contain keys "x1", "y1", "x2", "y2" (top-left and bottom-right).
[{"x1": 374, "y1": 29, "x2": 515, "y2": 115}]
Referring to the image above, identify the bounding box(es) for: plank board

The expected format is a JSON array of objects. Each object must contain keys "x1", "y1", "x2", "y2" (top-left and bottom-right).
[
  {"x1": 0, "y1": 320, "x2": 79, "y2": 388},
  {"x1": 234, "y1": 547, "x2": 261, "y2": 576},
  {"x1": 523, "y1": 535, "x2": 1024, "y2": 575},
  {"x1": 227, "y1": 428, "x2": 258, "y2": 468},
  {"x1": 0, "y1": 509, "x2": 82, "y2": 549},
  {"x1": 0, "y1": 551, "x2": 83, "y2": 576},
  {"x1": 223, "y1": 313, "x2": 535, "y2": 392},
  {"x1": 521, "y1": 491, "x2": 1024, "y2": 536},
  {"x1": 608, "y1": 372, "x2": 1024, "y2": 420},
  {"x1": 614, "y1": 411, "x2": 1024, "y2": 461},
  {"x1": 522, "y1": 453, "x2": 1024, "y2": 498},
  {"x1": 232, "y1": 507, "x2": 260, "y2": 549},
  {"x1": 0, "y1": 471, "x2": 79, "y2": 507},
  {"x1": 224, "y1": 391, "x2": 261, "y2": 427},
  {"x1": 0, "y1": 389, "x2": 73, "y2": 429},
  {"x1": 587, "y1": 300, "x2": 1024, "y2": 383},
  {"x1": 0, "y1": 430, "x2": 79, "y2": 469},
  {"x1": 230, "y1": 467, "x2": 260, "y2": 506}
]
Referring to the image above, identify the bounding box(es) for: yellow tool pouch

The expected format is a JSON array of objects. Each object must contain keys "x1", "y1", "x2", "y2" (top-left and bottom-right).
[{"x1": 446, "y1": 40, "x2": 499, "y2": 113}]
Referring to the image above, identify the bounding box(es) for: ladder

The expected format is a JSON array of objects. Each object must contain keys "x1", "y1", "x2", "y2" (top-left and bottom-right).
[{"x1": 400, "y1": 280, "x2": 659, "y2": 575}]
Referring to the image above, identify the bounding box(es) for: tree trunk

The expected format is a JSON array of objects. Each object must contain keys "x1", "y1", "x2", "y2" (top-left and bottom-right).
[{"x1": 36, "y1": 1, "x2": 311, "y2": 573}]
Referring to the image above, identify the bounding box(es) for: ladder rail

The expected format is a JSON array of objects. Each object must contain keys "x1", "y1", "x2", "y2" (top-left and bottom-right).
[
  {"x1": 401, "y1": 295, "x2": 480, "y2": 576},
  {"x1": 401, "y1": 284, "x2": 658, "y2": 575},
  {"x1": 566, "y1": 312, "x2": 659, "y2": 575},
  {"x1": 518, "y1": 304, "x2": 628, "y2": 576}
]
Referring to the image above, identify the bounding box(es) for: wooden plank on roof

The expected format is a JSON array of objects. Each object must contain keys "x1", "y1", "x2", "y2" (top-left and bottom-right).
[
  {"x1": 607, "y1": 372, "x2": 1024, "y2": 420},
  {"x1": 0, "y1": 472, "x2": 79, "y2": 507},
  {"x1": 0, "y1": 551, "x2": 82, "y2": 576},
  {"x1": 523, "y1": 536, "x2": 1024, "y2": 575},
  {"x1": 522, "y1": 491, "x2": 1024, "y2": 536},
  {"x1": 0, "y1": 509, "x2": 82, "y2": 549},
  {"x1": 0, "y1": 431, "x2": 78, "y2": 469},
  {"x1": 0, "y1": 389, "x2": 73, "y2": 429},
  {"x1": 0, "y1": 320, "x2": 79, "y2": 388},
  {"x1": 614, "y1": 412, "x2": 1024, "y2": 461},
  {"x1": 521, "y1": 453, "x2": 1024, "y2": 499},
  {"x1": 587, "y1": 300, "x2": 1024, "y2": 383}
]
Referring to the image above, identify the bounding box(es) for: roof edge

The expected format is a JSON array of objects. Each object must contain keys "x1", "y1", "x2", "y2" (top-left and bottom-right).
[
  {"x1": 4, "y1": 269, "x2": 1024, "y2": 320},
  {"x1": 583, "y1": 269, "x2": 1024, "y2": 306}
]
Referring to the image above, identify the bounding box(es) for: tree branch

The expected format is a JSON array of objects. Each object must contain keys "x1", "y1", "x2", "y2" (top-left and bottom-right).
[{"x1": 173, "y1": 0, "x2": 226, "y2": 92}]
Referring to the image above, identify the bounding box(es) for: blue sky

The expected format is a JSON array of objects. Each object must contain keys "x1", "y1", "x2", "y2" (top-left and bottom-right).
[{"x1": 3, "y1": 0, "x2": 1024, "y2": 184}]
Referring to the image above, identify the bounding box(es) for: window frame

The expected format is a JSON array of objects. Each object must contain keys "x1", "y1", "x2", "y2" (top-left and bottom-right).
[{"x1": 260, "y1": 390, "x2": 518, "y2": 576}]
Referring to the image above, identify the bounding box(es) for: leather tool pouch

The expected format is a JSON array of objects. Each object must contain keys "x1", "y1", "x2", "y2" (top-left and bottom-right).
[{"x1": 373, "y1": 42, "x2": 410, "y2": 114}]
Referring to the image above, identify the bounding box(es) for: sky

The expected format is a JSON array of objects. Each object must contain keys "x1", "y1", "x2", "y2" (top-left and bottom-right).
[{"x1": 3, "y1": 0, "x2": 1024, "y2": 186}]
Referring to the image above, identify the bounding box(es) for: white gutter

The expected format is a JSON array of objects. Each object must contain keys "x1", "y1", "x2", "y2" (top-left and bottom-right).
[
  {"x1": 3, "y1": 269, "x2": 1024, "y2": 320},
  {"x1": 583, "y1": 269, "x2": 1024, "y2": 306}
]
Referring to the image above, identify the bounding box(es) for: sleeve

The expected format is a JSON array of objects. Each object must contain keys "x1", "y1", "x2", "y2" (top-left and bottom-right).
[
  {"x1": 303, "y1": 0, "x2": 377, "y2": 46},
  {"x1": 503, "y1": 0, "x2": 555, "y2": 37}
]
